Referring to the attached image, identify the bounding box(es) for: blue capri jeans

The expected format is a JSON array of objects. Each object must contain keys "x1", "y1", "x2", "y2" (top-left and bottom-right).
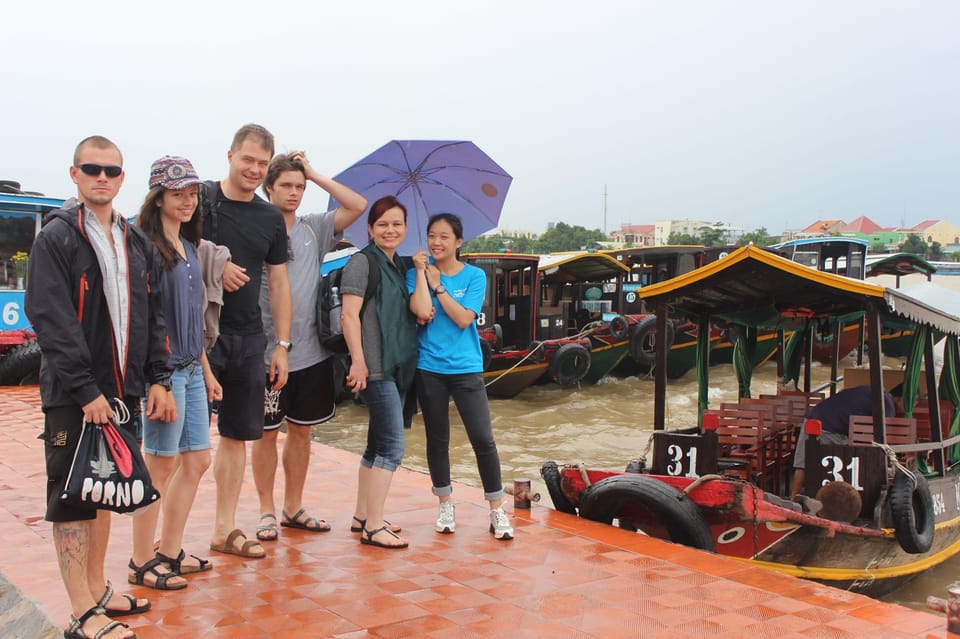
[
  {"x1": 359, "y1": 379, "x2": 407, "y2": 472},
  {"x1": 143, "y1": 361, "x2": 211, "y2": 456}
]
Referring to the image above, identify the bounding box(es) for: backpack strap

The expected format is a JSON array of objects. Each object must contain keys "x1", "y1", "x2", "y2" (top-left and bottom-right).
[
  {"x1": 201, "y1": 181, "x2": 220, "y2": 243},
  {"x1": 360, "y1": 251, "x2": 380, "y2": 315}
]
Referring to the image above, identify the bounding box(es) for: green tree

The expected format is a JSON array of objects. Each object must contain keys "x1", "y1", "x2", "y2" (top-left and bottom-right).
[
  {"x1": 699, "y1": 227, "x2": 724, "y2": 247},
  {"x1": 667, "y1": 232, "x2": 700, "y2": 245},
  {"x1": 928, "y1": 241, "x2": 944, "y2": 261},
  {"x1": 900, "y1": 233, "x2": 926, "y2": 255},
  {"x1": 534, "y1": 222, "x2": 605, "y2": 252},
  {"x1": 869, "y1": 241, "x2": 888, "y2": 253},
  {"x1": 462, "y1": 233, "x2": 507, "y2": 253},
  {"x1": 509, "y1": 236, "x2": 536, "y2": 254},
  {"x1": 738, "y1": 227, "x2": 780, "y2": 247},
  {"x1": 950, "y1": 250, "x2": 960, "y2": 263}
]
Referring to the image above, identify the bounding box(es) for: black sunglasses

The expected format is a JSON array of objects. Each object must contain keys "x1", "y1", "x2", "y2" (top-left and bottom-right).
[{"x1": 76, "y1": 163, "x2": 123, "y2": 178}]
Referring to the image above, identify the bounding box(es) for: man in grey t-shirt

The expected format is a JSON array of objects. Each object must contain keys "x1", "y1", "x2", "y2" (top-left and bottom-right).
[{"x1": 252, "y1": 151, "x2": 366, "y2": 540}]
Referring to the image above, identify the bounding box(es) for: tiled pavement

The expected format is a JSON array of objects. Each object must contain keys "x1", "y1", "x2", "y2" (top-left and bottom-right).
[{"x1": 0, "y1": 386, "x2": 951, "y2": 638}]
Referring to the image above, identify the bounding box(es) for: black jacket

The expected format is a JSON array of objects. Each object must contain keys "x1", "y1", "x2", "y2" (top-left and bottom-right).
[{"x1": 24, "y1": 199, "x2": 171, "y2": 410}]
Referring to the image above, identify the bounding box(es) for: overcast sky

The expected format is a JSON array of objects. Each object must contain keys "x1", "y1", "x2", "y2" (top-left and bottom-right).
[{"x1": 3, "y1": 1, "x2": 958, "y2": 237}]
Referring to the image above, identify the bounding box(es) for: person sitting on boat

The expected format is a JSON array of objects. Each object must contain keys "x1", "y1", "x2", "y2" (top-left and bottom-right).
[{"x1": 790, "y1": 384, "x2": 903, "y2": 500}]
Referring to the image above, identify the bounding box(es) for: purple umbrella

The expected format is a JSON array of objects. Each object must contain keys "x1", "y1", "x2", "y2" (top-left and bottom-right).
[{"x1": 329, "y1": 140, "x2": 512, "y2": 256}]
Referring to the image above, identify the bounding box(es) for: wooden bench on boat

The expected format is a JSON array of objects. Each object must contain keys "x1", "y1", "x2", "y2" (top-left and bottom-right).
[
  {"x1": 848, "y1": 415, "x2": 917, "y2": 448},
  {"x1": 708, "y1": 404, "x2": 786, "y2": 492},
  {"x1": 650, "y1": 392, "x2": 823, "y2": 495}
]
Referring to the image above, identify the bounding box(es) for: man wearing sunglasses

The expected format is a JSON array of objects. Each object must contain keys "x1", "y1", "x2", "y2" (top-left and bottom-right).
[
  {"x1": 202, "y1": 124, "x2": 292, "y2": 560},
  {"x1": 25, "y1": 135, "x2": 176, "y2": 639}
]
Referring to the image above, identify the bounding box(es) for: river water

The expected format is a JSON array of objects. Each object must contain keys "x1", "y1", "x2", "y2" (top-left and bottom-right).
[{"x1": 312, "y1": 272, "x2": 960, "y2": 612}]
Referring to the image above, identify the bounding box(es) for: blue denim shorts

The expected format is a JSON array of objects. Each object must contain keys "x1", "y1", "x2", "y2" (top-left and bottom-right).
[{"x1": 143, "y1": 362, "x2": 211, "y2": 456}]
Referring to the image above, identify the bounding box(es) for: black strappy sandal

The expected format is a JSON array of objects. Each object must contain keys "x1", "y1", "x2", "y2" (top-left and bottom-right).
[
  {"x1": 97, "y1": 580, "x2": 150, "y2": 618},
  {"x1": 64, "y1": 605, "x2": 134, "y2": 639},
  {"x1": 360, "y1": 525, "x2": 409, "y2": 549},
  {"x1": 350, "y1": 515, "x2": 401, "y2": 534},
  {"x1": 155, "y1": 549, "x2": 212, "y2": 576},
  {"x1": 128, "y1": 557, "x2": 187, "y2": 590}
]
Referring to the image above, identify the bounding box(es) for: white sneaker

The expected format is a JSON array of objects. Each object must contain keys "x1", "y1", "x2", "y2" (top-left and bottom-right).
[
  {"x1": 489, "y1": 506, "x2": 514, "y2": 540},
  {"x1": 435, "y1": 501, "x2": 456, "y2": 534}
]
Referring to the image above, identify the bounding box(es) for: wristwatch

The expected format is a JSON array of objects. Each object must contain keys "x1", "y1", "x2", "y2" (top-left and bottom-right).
[
  {"x1": 276, "y1": 339, "x2": 293, "y2": 352},
  {"x1": 434, "y1": 284, "x2": 446, "y2": 296}
]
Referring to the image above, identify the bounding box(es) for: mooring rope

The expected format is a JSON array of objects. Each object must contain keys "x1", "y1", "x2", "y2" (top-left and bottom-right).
[{"x1": 872, "y1": 441, "x2": 918, "y2": 488}]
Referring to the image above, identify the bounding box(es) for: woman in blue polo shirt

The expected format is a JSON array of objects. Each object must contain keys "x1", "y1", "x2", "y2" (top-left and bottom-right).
[{"x1": 408, "y1": 213, "x2": 513, "y2": 540}]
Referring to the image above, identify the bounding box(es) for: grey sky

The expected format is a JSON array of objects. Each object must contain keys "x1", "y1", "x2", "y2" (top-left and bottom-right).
[{"x1": 3, "y1": 1, "x2": 958, "y2": 237}]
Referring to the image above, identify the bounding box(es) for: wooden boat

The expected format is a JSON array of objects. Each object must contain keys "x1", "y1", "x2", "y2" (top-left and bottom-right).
[
  {"x1": 542, "y1": 245, "x2": 960, "y2": 597},
  {"x1": 536, "y1": 251, "x2": 632, "y2": 384},
  {"x1": 602, "y1": 245, "x2": 729, "y2": 378},
  {"x1": 463, "y1": 252, "x2": 595, "y2": 397},
  {"x1": 0, "y1": 189, "x2": 64, "y2": 385}
]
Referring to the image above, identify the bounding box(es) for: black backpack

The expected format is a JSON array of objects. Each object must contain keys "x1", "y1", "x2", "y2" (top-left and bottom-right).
[
  {"x1": 200, "y1": 181, "x2": 221, "y2": 241},
  {"x1": 317, "y1": 250, "x2": 380, "y2": 355}
]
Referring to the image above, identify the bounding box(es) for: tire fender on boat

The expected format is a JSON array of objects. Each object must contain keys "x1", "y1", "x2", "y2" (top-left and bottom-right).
[
  {"x1": 577, "y1": 474, "x2": 715, "y2": 551},
  {"x1": 549, "y1": 342, "x2": 591, "y2": 387},
  {"x1": 609, "y1": 314, "x2": 630, "y2": 341},
  {"x1": 630, "y1": 316, "x2": 675, "y2": 367},
  {"x1": 480, "y1": 339, "x2": 493, "y2": 371},
  {"x1": 540, "y1": 461, "x2": 578, "y2": 515},
  {"x1": 527, "y1": 340, "x2": 546, "y2": 363},
  {"x1": 889, "y1": 468, "x2": 935, "y2": 554}
]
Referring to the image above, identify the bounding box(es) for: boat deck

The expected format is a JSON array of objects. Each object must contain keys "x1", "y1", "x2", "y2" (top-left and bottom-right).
[{"x1": 0, "y1": 387, "x2": 950, "y2": 638}]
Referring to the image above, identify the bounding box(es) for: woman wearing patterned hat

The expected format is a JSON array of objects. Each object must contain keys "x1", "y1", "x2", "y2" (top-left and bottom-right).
[{"x1": 128, "y1": 156, "x2": 225, "y2": 589}]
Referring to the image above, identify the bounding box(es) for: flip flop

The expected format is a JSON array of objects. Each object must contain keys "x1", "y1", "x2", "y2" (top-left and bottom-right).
[
  {"x1": 98, "y1": 580, "x2": 151, "y2": 618},
  {"x1": 256, "y1": 513, "x2": 279, "y2": 542},
  {"x1": 210, "y1": 529, "x2": 266, "y2": 559},
  {"x1": 281, "y1": 508, "x2": 331, "y2": 533},
  {"x1": 350, "y1": 515, "x2": 401, "y2": 534}
]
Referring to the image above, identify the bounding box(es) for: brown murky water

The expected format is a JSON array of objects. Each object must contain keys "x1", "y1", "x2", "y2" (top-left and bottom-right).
[{"x1": 313, "y1": 272, "x2": 960, "y2": 611}]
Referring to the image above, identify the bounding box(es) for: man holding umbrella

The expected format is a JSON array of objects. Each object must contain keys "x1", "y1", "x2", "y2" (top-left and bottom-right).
[{"x1": 252, "y1": 151, "x2": 367, "y2": 541}]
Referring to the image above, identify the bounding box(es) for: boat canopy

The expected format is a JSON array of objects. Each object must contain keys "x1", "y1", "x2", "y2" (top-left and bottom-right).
[
  {"x1": 461, "y1": 252, "x2": 539, "y2": 271},
  {"x1": 865, "y1": 253, "x2": 937, "y2": 279},
  {"x1": 0, "y1": 193, "x2": 64, "y2": 213},
  {"x1": 638, "y1": 245, "x2": 960, "y2": 337},
  {"x1": 537, "y1": 251, "x2": 629, "y2": 282}
]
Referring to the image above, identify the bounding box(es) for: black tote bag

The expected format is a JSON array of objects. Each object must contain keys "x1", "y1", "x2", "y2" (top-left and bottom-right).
[{"x1": 59, "y1": 417, "x2": 159, "y2": 514}]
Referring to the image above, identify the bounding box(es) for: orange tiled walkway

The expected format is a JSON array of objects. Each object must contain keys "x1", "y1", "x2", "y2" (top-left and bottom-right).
[{"x1": 0, "y1": 386, "x2": 950, "y2": 639}]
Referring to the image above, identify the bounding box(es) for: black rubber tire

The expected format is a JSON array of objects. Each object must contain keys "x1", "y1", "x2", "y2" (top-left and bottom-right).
[
  {"x1": 0, "y1": 339, "x2": 42, "y2": 385},
  {"x1": 609, "y1": 314, "x2": 629, "y2": 341},
  {"x1": 578, "y1": 474, "x2": 715, "y2": 551},
  {"x1": 629, "y1": 316, "x2": 675, "y2": 368},
  {"x1": 549, "y1": 343, "x2": 591, "y2": 386},
  {"x1": 480, "y1": 339, "x2": 493, "y2": 371},
  {"x1": 889, "y1": 468, "x2": 935, "y2": 554},
  {"x1": 540, "y1": 461, "x2": 578, "y2": 515}
]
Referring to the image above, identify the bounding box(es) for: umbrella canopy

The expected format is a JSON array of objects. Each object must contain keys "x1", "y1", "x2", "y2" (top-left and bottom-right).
[{"x1": 329, "y1": 140, "x2": 512, "y2": 256}]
